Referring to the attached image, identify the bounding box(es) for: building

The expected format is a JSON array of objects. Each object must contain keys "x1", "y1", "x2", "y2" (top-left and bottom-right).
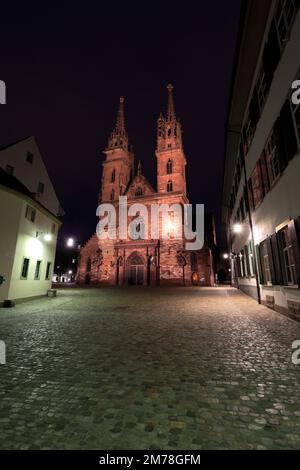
[
  {"x1": 0, "y1": 138, "x2": 62, "y2": 305},
  {"x1": 222, "y1": 0, "x2": 300, "y2": 319},
  {"x1": 77, "y1": 85, "x2": 215, "y2": 286}
]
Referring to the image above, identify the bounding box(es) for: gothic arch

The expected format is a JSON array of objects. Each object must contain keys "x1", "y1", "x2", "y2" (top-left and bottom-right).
[{"x1": 126, "y1": 251, "x2": 145, "y2": 266}]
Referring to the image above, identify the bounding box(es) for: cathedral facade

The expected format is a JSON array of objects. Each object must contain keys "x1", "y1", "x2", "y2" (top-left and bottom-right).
[{"x1": 77, "y1": 85, "x2": 214, "y2": 286}]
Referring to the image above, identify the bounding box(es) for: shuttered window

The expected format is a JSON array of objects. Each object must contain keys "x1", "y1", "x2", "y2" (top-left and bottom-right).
[{"x1": 251, "y1": 163, "x2": 264, "y2": 209}]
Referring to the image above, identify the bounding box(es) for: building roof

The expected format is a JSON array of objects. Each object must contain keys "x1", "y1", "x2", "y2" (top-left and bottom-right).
[
  {"x1": 0, "y1": 168, "x2": 62, "y2": 224},
  {"x1": 0, "y1": 136, "x2": 32, "y2": 152}
]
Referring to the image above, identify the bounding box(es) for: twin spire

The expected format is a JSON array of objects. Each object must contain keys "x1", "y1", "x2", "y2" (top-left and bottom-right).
[{"x1": 107, "y1": 84, "x2": 180, "y2": 152}]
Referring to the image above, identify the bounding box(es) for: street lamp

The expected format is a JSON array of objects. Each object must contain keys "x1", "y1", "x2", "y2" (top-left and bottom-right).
[
  {"x1": 233, "y1": 223, "x2": 242, "y2": 234},
  {"x1": 223, "y1": 253, "x2": 229, "y2": 260},
  {"x1": 43, "y1": 234, "x2": 52, "y2": 242},
  {"x1": 66, "y1": 237, "x2": 74, "y2": 247}
]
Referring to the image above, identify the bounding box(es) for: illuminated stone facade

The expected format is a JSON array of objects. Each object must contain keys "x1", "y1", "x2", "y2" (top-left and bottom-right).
[{"x1": 77, "y1": 85, "x2": 214, "y2": 286}]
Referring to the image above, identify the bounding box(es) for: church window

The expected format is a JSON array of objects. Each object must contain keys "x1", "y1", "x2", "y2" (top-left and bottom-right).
[
  {"x1": 110, "y1": 189, "x2": 115, "y2": 200},
  {"x1": 167, "y1": 180, "x2": 173, "y2": 192},
  {"x1": 168, "y1": 128, "x2": 171, "y2": 137},
  {"x1": 111, "y1": 168, "x2": 116, "y2": 182},
  {"x1": 167, "y1": 159, "x2": 173, "y2": 174},
  {"x1": 86, "y1": 257, "x2": 91, "y2": 272},
  {"x1": 135, "y1": 187, "x2": 143, "y2": 197}
]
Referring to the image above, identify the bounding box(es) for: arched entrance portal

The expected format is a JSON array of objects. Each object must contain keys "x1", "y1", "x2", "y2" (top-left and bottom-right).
[{"x1": 127, "y1": 252, "x2": 144, "y2": 286}]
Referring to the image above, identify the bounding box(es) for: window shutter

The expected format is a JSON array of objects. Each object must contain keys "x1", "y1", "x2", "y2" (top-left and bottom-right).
[
  {"x1": 248, "y1": 178, "x2": 254, "y2": 211},
  {"x1": 270, "y1": 233, "x2": 283, "y2": 285},
  {"x1": 244, "y1": 245, "x2": 251, "y2": 275},
  {"x1": 288, "y1": 219, "x2": 300, "y2": 285},
  {"x1": 266, "y1": 237, "x2": 276, "y2": 285},
  {"x1": 259, "y1": 150, "x2": 270, "y2": 196},
  {"x1": 255, "y1": 244, "x2": 264, "y2": 284},
  {"x1": 279, "y1": 100, "x2": 298, "y2": 163}
]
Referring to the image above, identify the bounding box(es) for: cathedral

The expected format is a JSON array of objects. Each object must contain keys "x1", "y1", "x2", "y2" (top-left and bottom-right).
[{"x1": 77, "y1": 85, "x2": 215, "y2": 286}]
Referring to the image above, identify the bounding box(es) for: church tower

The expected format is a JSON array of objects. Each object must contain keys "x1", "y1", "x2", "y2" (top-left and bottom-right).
[
  {"x1": 156, "y1": 84, "x2": 187, "y2": 196},
  {"x1": 101, "y1": 97, "x2": 134, "y2": 202}
]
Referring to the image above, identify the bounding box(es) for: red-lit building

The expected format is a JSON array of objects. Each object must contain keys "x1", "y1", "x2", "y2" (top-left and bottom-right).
[{"x1": 77, "y1": 85, "x2": 215, "y2": 286}]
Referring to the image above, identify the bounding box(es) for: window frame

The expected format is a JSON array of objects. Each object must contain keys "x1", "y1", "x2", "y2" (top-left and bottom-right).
[
  {"x1": 21, "y1": 258, "x2": 30, "y2": 280},
  {"x1": 45, "y1": 262, "x2": 52, "y2": 280},
  {"x1": 34, "y1": 260, "x2": 42, "y2": 280}
]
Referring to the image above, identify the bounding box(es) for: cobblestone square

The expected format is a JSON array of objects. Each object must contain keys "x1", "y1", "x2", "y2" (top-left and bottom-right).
[{"x1": 0, "y1": 287, "x2": 300, "y2": 449}]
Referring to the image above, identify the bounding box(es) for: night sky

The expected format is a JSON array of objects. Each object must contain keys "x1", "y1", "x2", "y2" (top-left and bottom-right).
[{"x1": 1, "y1": 3, "x2": 241, "y2": 246}]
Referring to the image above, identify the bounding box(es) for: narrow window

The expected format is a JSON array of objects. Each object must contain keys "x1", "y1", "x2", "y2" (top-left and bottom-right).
[
  {"x1": 166, "y1": 159, "x2": 173, "y2": 174},
  {"x1": 26, "y1": 152, "x2": 34, "y2": 164},
  {"x1": 110, "y1": 189, "x2": 115, "y2": 200},
  {"x1": 135, "y1": 187, "x2": 143, "y2": 197},
  {"x1": 37, "y1": 181, "x2": 45, "y2": 194},
  {"x1": 86, "y1": 257, "x2": 91, "y2": 272},
  {"x1": 25, "y1": 205, "x2": 36, "y2": 223},
  {"x1": 265, "y1": 130, "x2": 280, "y2": 185},
  {"x1": 34, "y1": 260, "x2": 42, "y2": 280},
  {"x1": 167, "y1": 180, "x2": 173, "y2": 193},
  {"x1": 261, "y1": 242, "x2": 272, "y2": 285},
  {"x1": 279, "y1": 226, "x2": 297, "y2": 285},
  {"x1": 5, "y1": 164, "x2": 14, "y2": 176},
  {"x1": 21, "y1": 258, "x2": 30, "y2": 279},
  {"x1": 111, "y1": 168, "x2": 116, "y2": 183},
  {"x1": 45, "y1": 262, "x2": 52, "y2": 280}
]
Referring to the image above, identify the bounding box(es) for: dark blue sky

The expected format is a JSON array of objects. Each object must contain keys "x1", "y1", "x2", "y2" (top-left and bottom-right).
[{"x1": 0, "y1": 3, "x2": 241, "y2": 245}]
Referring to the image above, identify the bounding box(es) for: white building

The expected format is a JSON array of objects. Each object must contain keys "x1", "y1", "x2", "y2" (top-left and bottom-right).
[
  {"x1": 0, "y1": 137, "x2": 62, "y2": 305},
  {"x1": 222, "y1": 0, "x2": 300, "y2": 320}
]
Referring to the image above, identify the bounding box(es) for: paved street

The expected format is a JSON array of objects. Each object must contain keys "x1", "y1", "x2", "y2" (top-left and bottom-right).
[{"x1": 0, "y1": 287, "x2": 300, "y2": 450}]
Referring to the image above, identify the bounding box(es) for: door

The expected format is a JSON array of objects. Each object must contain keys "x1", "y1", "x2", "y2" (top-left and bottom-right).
[{"x1": 129, "y1": 265, "x2": 144, "y2": 285}]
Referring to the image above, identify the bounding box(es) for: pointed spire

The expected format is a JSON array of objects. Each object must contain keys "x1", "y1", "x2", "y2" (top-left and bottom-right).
[
  {"x1": 167, "y1": 83, "x2": 176, "y2": 122},
  {"x1": 116, "y1": 96, "x2": 126, "y2": 136},
  {"x1": 107, "y1": 96, "x2": 128, "y2": 150},
  {"x1": 137, "y1": 160, "x2": 142, "y2": 176}
]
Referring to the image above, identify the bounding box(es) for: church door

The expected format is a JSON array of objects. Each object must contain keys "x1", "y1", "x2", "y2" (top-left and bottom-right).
[
  {"x1": 129, "y1": 265, "x2": 144, "y2": 285},
  {"x1": 127, "y1": 252, "x2": 144, "y2": 286}
]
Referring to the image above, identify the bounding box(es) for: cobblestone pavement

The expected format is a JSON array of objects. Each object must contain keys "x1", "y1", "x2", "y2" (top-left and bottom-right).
[{"x1": 0, "y1": 287, "x2": 300, "y2": 450}]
